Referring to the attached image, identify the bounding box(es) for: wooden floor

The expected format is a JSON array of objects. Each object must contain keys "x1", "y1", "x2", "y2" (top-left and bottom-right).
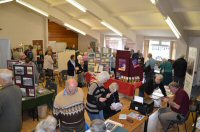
[{"x1": 21, "y1": 82, "x2": 200, "y2": 132}]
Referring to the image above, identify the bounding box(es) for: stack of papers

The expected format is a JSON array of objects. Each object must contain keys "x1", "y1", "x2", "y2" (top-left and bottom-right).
[
  {"x1": 111, "y1": 102, "x2": 123, "y2": 111},
  {"x1": 128, "y1": 112, "x2": 145, "y2": 120}
]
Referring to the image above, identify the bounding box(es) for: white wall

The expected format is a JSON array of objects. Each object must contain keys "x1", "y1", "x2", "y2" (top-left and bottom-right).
[
  {"x1": 175, "y1": 39, "x2": 187, "y2": 59},
  {"x1": 0, "y1": 2, "x2": 47, "y2": 48},
  {"x1": 78, "y1": 34, "x2": 97, "y2": 52}
]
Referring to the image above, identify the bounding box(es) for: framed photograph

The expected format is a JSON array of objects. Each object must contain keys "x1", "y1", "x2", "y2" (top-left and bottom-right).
[
  {"x1": 118, "y1": 59, "x2": 126, "y2": 71},
  {"x1": 15, "y1": 76, "x2": 21, "y2": 84},
  {"x1": 7, "y1": 60, "x2": 19, "y2": 70},
  {"x1": 28, "y1": 89, "x2": 35, "y2": 97},
  {"x1": 95, "y1": 53, "x2": 100, "y2": 58},
  {"x1": 23, "y1": 77, "x2": 33, "y2": 86},
  {"x1": 88, "y1": 53, "x2": 95, "y2": 58},
  {"x1": 20, "y1": 88, "x2": 26, "y2": 97},
  {"x1": 89, "y1": 59, "x2": 94, "y2": 63},
  {"x1": 14, "y1": 66, "x2": 24, "y2": 75},
  {"x1": 27, "y1": 67, "x2": 33, "y2": 75}
]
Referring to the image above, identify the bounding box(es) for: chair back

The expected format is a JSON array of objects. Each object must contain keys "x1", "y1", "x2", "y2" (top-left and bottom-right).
[{"x1": 60, "y1": 70, "x2": 68, "y2": 81}]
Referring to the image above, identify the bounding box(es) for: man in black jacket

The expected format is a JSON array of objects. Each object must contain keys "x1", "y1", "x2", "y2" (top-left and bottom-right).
[
  {"x1": 173, "y1": 55, "x2": 187, "y2": 88},
  {"x1": 139, "y1": 74, "x2": 167, "y2": 97}
]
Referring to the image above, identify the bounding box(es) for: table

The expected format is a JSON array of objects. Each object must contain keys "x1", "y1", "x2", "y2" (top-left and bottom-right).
[
  {"x1": 22, "y1": 89, "x2": 54, "y2": 120},
  {"x1": 104, "y1": 79, "x2": 142, "y2": 96},
  {"x1": 109, "y1": 109, "x2": 148, "y2": 132},
  {"x1": 192, "y1": 96, "x2": 200, "y2": 132}
]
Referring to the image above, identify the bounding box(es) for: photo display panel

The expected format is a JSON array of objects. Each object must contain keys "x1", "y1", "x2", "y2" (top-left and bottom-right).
[{"x1": 13, "y1": 64, "x2": 36, "y2": 97}]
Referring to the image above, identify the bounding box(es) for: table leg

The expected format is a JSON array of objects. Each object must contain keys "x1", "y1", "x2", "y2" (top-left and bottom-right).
[
  {"x1": 192, "y1": 104, "x2": 199, "y2": 132},
  {"x1": 144, "y1": 117, "x2": 149, "y2": 132}
]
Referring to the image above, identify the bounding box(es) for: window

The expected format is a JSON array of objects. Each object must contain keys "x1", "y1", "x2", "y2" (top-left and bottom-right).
[{"x1": 148, "y1": 40, "x2": 171, "y2": 61}]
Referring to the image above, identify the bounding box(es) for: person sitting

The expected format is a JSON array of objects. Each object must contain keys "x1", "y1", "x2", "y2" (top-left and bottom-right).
[
  {"x1": 103, "y1": 82, "x2": 122, "y2": 119},
  {"x1": 53, "y1": 79, "x2": 85, "y2": 132},
  {"x1": 0, "y1": 69, "x2": 22, "y2": 132},
  {"x1": 158, "y1": 82, "x2": 189, "y2": 131},
  {"x1": 86, "y1": 71, "x2": 110, "y2": 121},
  {"x1": 34, "y1": 115, "x2": 57, "y2": 132},
  {"x1": 139, "y1": 74, "x2": 167, "y2": 98}
]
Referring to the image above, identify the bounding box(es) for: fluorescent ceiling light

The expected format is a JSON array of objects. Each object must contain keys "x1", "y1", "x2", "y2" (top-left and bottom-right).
[
  {"x1": 0, "y1": 0, "x2": 13, "y2": 4},
  {"x1": 16, "y1": 0, "x2": 48, "y2": 17},
  {"x1": 66, "y1": 0, "x2": 86, "y2": 13},
  {"x1": 101, "y1": 21, "x2": 122, "y2": 36},
  {"x1": 150, "y1": 0, "x2": 156, "y2": 5},
  {"x1": 165, "y1": 16, "x2": 181, "y2": 39},
  {"x1": 64, "y1": 23, "x2": 86, "y2": 35}
]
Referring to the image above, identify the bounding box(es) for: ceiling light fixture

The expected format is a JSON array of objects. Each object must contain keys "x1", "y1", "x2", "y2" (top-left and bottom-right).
[
  {"x1": 66, "y1": 0, "x2": 86, "y2": 13},
  {"x1": 101, "y1": 21, "x2": 122, "y2": 36},
  {"x1": 150, "y1": 0, "x2": 156, "y2": 5},
  {"x1": 64, "y1": 23, "x2": 86, "y2": 35},
  {"x1": 0, "y1": 0, "x2": 13, "y2": 4},
  {"x1": 16, "y1": 0, "x2": 48, "y2": 17},
  {"x1": 165, "y1": 16, "x2": 181, "y2": 39}
]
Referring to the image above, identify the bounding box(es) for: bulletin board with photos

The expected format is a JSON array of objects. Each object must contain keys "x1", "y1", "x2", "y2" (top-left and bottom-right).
[
  {"x1": 88, "y1": 48, "x2": 111, "y2": 73},
  {"x1": 13, "y1": 64, "x2": 36, "y2": 97},
  {"x1": 7, "y1": 60, "x2": 19, "y2": 70}
]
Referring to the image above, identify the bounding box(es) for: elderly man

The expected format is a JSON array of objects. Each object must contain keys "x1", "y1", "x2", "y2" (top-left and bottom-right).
[
  {"x1": 140, "y1": 74, "x2": 167, "y2": 97},
  {"x1": 158, "y1": 82, "x2": 189, "y2": 131},
  {"x1": 53, "y1": 78, "x2": 85, "y2": 132},
  {"x1": 0, "y1": 69, "x2": 22, "y2": 132}
]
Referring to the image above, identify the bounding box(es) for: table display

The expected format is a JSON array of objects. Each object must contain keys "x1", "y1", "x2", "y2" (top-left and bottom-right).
[{"x1": 109, "y1": 109, "x2": 148, "y2": 132}]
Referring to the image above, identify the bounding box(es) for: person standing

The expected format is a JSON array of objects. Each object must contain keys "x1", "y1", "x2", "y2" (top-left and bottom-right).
[
  {"x1": 67, "y1": 55, "x2": 77, "y2": 79},
  {"x1": 86, "y1": 71, "x2": 110, "y2": 121},
  {"x1": 0, "y1": 69, "x2": 22, "y2": 132},
  {"x1": 144, "y1": 53, "x2": 156, "y2": 81},
  {"x1": 173, "y1": 55, "x2": 187, "y2": 88},
  {"x1": 159, "y1": 59, "x2": 173, "y2": 85},
  {"x1": 110, "y1": 52, "x2": 116, "y2": 78},
  {"x1": 53, "y1": 79, "x2": 85, "y2": 132},
  {"x1": 158, "y1": 82, "x2": 189, "y2": 131}
]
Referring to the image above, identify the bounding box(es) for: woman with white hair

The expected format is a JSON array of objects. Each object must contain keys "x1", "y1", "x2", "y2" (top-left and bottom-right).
[
  {"x1": 34, "y1": 116, "x2": 57, "y2": 132},
  {"x1": 86, "y1": 71, "x2": 110, "y2": 121},
  {"x1": 103, "y1": 82, "x2": 122, "y2": 119}
]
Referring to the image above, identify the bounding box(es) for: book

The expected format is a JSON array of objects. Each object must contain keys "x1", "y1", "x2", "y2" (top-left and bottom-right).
[
  {"x1": 104, "y1": 119, "x2": 123, "y2": 131},
  {"x1": 127, "y1": 112, "x2": 145, "y2": 120},
  {"x1": 119, "y1": 114, "x2": 127, "y2": 120}
]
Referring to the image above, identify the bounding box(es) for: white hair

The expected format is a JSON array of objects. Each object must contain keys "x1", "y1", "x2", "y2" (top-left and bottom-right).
[
  {"x1": 155, "y1": 74, "x2": 163, "y2": 80},
  {"x1": 0, "y1": 69, "x2": 13, "y2": 82},
  {"x1": 90, "y1": 119, "x2": 106, "y2": 132},
  {"x1": 96, "y1": 71, "x2": 110, "y2": 83},
  {"x1": 109, "y1": 82, "x2": 119, "y2": 92},
  {"x1": 35, "y1": 116, "x2": 57, "y2": 132}
]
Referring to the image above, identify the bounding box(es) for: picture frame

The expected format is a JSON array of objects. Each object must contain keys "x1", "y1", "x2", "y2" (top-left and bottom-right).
[
  {"x1": 14, "y1": 66, "x2": 25, "y2": 75},
  {"x1": 23, "y1": 77, "x2": 33, "y2": 86},
  {"x1": 15, "y1": 76, "x2": 21, "y2": 84},
  {"x1": 27, "y1": 67, "x2": 33, "y2": 75}
]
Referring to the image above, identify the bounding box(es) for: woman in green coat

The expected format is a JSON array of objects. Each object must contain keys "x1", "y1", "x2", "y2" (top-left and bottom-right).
[{"x1": 159, "y1": 59, "x2": 173, "y2": 85}]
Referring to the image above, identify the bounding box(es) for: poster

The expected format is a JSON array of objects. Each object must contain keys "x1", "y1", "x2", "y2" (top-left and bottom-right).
[{"x1": 184, "y1": 47, "x2": 197, "y2": 97}]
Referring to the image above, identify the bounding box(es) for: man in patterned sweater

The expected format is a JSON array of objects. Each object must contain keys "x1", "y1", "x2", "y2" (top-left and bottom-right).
[{"x1": 53, "y1": 78, "x2": 85, "y2": 132}]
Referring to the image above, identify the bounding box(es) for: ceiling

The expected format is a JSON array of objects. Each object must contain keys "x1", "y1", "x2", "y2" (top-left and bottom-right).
[{"x1": 8, "y1": 0, "x2": 200, "y2": 42}]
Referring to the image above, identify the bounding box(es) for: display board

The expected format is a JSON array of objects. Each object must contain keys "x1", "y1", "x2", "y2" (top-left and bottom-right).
[
  {"x1": 7, "y1": 60, "x2": 19, "y2": 70},
  {"x1": 116, "y1": 50, "x2": 131, "y2": 76},
  {"x1": 13, "y1": 64, "x2": 36, "y2": 97},
  {"x1": 57, "y1": 50, "x2": 75, "y2": 72},
  {"x1": 88, "y1": 51, "x2": 111, "y2": 72},
  {"x1": 48, "y1": 41, "x2": 66, "y2": 52},
  {"x1": 184, "y1": 47, "x2": 197, "y2": 97}
]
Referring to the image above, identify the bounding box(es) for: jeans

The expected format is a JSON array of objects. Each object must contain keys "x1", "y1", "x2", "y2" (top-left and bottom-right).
[
  {"x1": 60, "y1": 120, "x2": 85, "y2": 132},
  {"x1": 87, "y1": 110, "x2": 104, "y2": 121},
  {"x1": 158, "y1": 107, "x2": 184, "y2": 131}
]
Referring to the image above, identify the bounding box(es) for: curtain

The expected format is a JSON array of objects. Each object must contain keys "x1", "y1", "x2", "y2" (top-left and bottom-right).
[{"x1": 143, "y1": 40, "x2": 149, "y2": 62}]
